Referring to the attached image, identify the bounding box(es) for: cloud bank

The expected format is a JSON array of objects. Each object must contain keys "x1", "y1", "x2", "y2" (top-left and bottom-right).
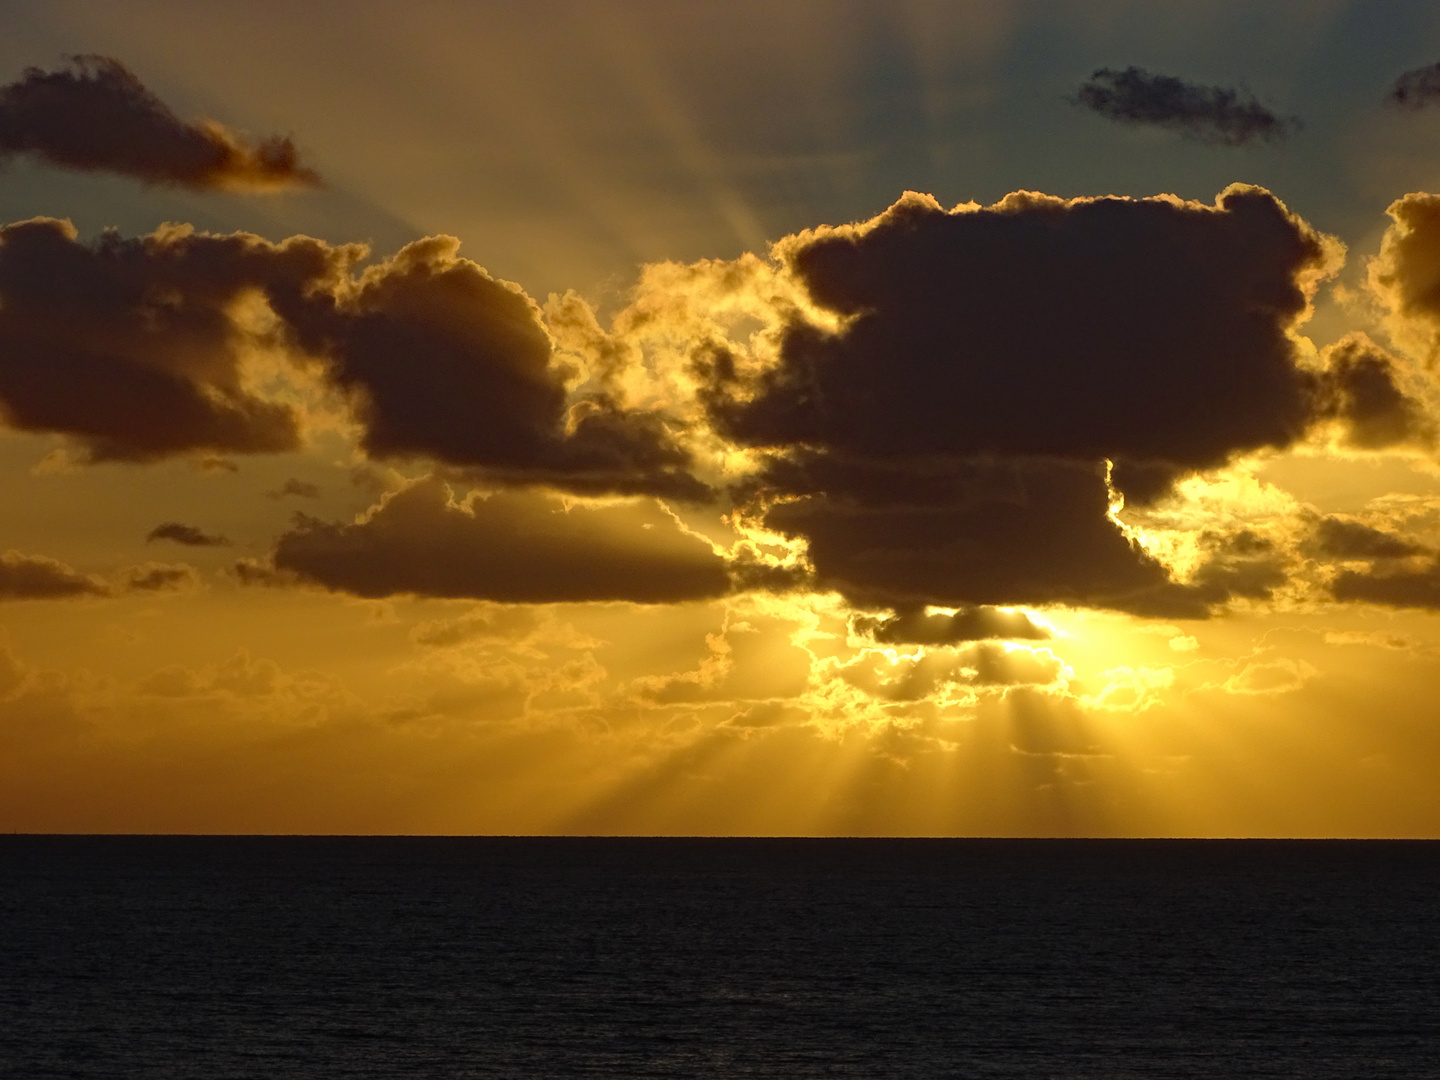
[{"x1": 4, "y1": 161, "x2": 1440, "y2": 624}]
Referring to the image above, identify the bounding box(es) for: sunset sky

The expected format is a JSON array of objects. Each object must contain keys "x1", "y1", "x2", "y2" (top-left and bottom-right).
[{"x1": 9, "y1": 0, "x2": 1440, "y2": 836}]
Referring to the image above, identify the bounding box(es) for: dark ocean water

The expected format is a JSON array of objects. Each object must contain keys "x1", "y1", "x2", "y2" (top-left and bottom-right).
[{"x1": 2, "y1": 838, "x2": 1438, "y2": 1079}]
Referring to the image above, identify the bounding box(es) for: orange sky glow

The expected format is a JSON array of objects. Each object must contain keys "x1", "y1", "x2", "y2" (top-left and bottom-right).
[{"x1": 5, "y1": 2, "x2": 1440, "y2": 835}]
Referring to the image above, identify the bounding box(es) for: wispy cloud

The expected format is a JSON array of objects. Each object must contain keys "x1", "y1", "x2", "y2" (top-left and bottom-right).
[
  {"x1": 1386, "y1": 61, "x2": 1440, "y2": 110},
  {"x1": 146, "y1": 522, "x2": 230, "y2": 547},
  {"x1": 1073, "y1": 66, "x2": 1300, "y2": 146}
]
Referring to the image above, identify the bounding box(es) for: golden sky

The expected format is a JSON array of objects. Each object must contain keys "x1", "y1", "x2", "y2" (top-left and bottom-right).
[{"x1": 6, "y1": 1, "x2": 1440, "y2": 835}]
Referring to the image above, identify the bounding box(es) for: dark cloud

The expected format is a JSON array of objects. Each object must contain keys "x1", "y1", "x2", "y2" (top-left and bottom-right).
[
  {"x1": 853, "y1": 606, "x2": 1051, "y2": 645},
  {"x1": 1369, "y1": 193, "x2": 1440, "y2": 339},
  {"x1": 1073, "y1": 67, "x2": 1300, "y2": 146},
  {"x1": 1107, "y1": 460, "x2": 1188, "y2": 508},
  {"x1": 1386, "y1": 62, "x2": 1440, "y2": 111},
  {"x1": 712, "y1": 187, "x2": 1334, "y2": 471},
  {"x1": 1310, "y1": 517, "x2": 1427, "y2": 561},
  {"x1": 1332, "y1": 561, "x2": 1440, "y2": 609},
  {"x1": 265, "y1": 477, "x2": 730, "y2": 604},
  {"x1": 1316, "y1": 334, "x2": 1433, "y2": 450},
  {"x1": 757, "y1": 455, "x2": 1208, "y2": 617},
  {"x1": 0, "y1": 550, "x2": 198, "y2": 599},
  {"x1": 1188, "y1": 530, "x2": 1288, "y2": 602},
  {"x1": 146, "y1": 522, "x2": 229, "y2": 547},
  {"x1": 706, "y1": 187, "x2": 1339, "y2": 616},
  {"x1": 272, "y1": 236, "x2": 708, "y2": 500},
  {"x1": 0, "y1": 220, "x2": 705, "y2": 496},
  {"x1": 0, "y1": 216, "x2": 340, "y2": 461},
  {"x1": 267, "y1": 478, "x2": 321, "y2": 500},
  {"x1": 0, "y1": 550, "x2": 106, "y2": 599},
  {"x1": 0, "y1": 55, "x2": 320, "y2": 191}
]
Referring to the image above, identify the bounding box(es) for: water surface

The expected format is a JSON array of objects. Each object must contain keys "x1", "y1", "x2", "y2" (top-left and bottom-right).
[{"x1": 3, "y1": 837, "x2": 1437, "y2": 1078}]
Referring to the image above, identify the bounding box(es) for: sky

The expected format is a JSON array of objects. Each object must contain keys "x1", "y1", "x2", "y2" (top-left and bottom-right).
[{"x1": 7, "y1": 0, "x2": 1440, "y2": 835}]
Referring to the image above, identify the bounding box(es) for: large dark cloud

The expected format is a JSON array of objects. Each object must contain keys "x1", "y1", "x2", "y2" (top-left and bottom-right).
[
  {"x1": 265, "y1": 477, "x2": 730, "y2": 604},
  {"x1": 0, "y1": 56, "x2": 319, "y2": 191},
  {"x1": 1073, "y1": 67, "x2": 1300, "y2": 146},
  {"x1": 0, "y1": 219, "x2": 707, "y2": 495},
  {"x1": 711, "y1": 186, "x2": 1336, "y2": 471},
  {"x1": 0, "y1": 217, "x2": 337, "y2": 461},
  {"x1": 704, "y1": 186, "x2": 1342, "y2": 616},
  {"x1": 271, "y1": 236, "x2": 708, "y2": 499},
  {"x1": 1386, "y1": 62, "x2": 1440, "y2": 111}
]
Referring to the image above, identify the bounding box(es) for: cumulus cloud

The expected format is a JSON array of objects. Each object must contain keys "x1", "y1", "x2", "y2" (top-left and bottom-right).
[
  {"x1": 1386, "y1": 62, "x2": 1440, "y2": 111},
  {"x1": 0, "y1": 217, "x2": 337, "y2": 461},
  {"x1": 1187, "y1": 529, "x2": 1290, "y2": 604},
  {"x1": 712, "y1": 186, "x2": 1336, "y2": 471},
  {"x1": 1073, "y1": 67, "x2": 1300, "y2": 145},
  {"x1": 1310, "y1": 516, "x2": 1426, "y2": 560},
  {"x1": 264, "y1": 477, "x2": 730, "y2": 604},
  {"x1": 0, "y1": 55, "x2": 319, "y2": 190},
  {"x1": 759, "y1": 456, "x2": 1208, "y2": 616},
  {"x1": 1368, "y1": 192, "x2": 1440, "y2": 350},
  {"x1": 6, "y1": 162, "x2": 1429, "y2": 625},
  {"x1": 0, "y1": 550, "x2": 106, "y2": 599},
  {"x1": 1332, "y1": 564, "x2": 1440, "y2": 607},
  {"x1": 0, "y1": 219, "x2": 707, "y2": 494},
  {"x1": 0, "y1": 550, "x2": 201, "y2": 600},
  {"x1": 146, "y1": 522, "x2": 229, "y2": 547},
  {"x1": 1316, "y1": 334, "x2": 1433, "y2": 450},
  {"x1": 705, "y1": 186, "x2": 1340, "y2": 616},
  {"x1": 271, "y1": 236, "x2": 709, "y2": 499}
]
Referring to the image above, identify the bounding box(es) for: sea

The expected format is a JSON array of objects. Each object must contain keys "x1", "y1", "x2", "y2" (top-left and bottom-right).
[{"x1": 2, "y1": 837, "x2": 1438, "y2": 1078}]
